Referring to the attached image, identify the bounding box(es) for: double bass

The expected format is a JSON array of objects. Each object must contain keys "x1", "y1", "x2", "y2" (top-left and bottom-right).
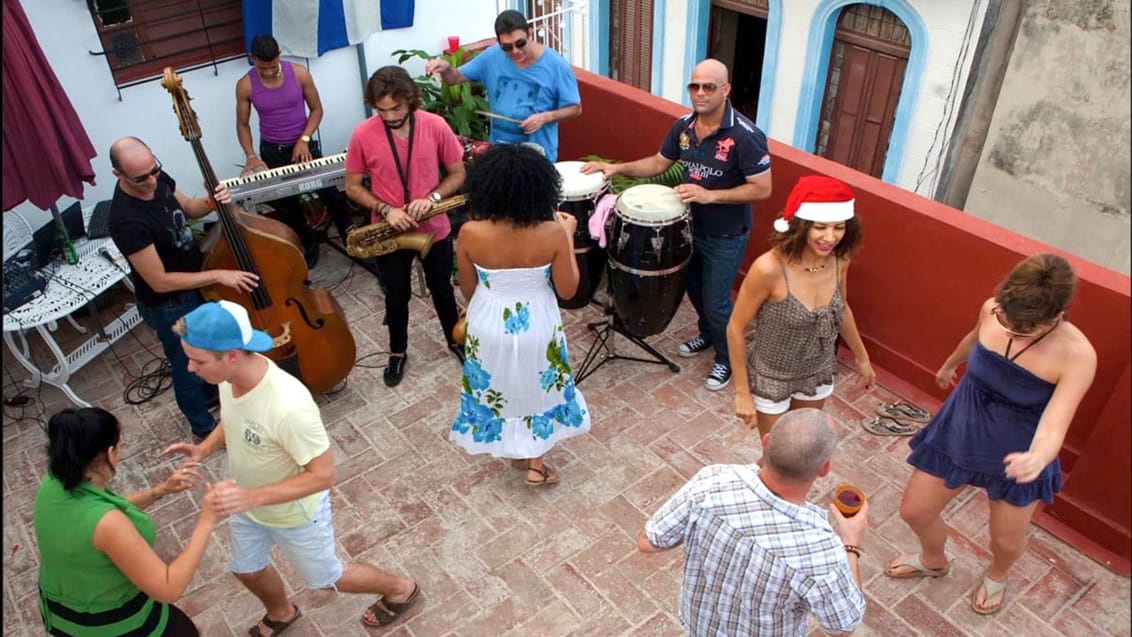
[{"x1": 161, "y1": 68, "x2": 356, "y2": 393}]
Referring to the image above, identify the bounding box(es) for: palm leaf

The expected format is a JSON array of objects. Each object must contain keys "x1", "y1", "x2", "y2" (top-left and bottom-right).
[{"x1": 579, "y1": 154, "x2": 686, "y2": 194}]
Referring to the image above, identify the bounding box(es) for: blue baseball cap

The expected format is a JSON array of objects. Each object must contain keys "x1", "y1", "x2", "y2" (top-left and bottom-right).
[{"x1": 181, "y1": 300, "x2": 274, "y2": 352}]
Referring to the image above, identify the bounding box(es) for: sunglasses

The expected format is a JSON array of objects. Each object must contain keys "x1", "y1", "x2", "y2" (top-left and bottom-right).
[
  {"x1": 500, "y1": 38, "x2": 528, "y2": 52},
  {"x1": 687, "y1": 82, "x2": 720, "y2": 94},
  {"x1": 125, "y1": 158, "x2": 162, "y2": 184}
]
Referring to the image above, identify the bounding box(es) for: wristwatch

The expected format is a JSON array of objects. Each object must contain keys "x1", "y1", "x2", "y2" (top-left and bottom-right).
[
  {"x1": 429, "y1": 191, "x2": 443, "y2": 203},
  {"x1": 299, "y1": 134, "x2": 312, "y2": 144}
]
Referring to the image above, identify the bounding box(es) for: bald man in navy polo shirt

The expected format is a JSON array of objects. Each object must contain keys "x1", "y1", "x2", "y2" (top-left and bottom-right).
[{"x1": 583, "y1": 58, "x2": 772, "y2": 391}]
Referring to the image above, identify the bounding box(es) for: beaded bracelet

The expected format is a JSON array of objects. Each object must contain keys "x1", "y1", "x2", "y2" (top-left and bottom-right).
[{"x1": 844, "y1": 545, "x2": 863, "y2": 558}]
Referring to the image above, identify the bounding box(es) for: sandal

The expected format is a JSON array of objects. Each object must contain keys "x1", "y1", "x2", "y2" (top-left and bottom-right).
[
  {"x1": 971, "y1": 574, "x2": 1007, "y2": 615},
  {"x1": 876, "y1": 401, "x2": 932, "y2": 423},
  {"x1": 862, "y1": 416, "x2": 918, "y2": 436},
  {"x1": 884, "y1": 554, "x2": 951, "y2": 579},
  {"x1": 248, "y1": 604, "x2": 301, "y2": 637},
  {"x1": 510, "y1": 459, "x2": 530, "y2": 470},
  {"x1": 362, "y1": 583, "x2": 421, "y2": 627},
  {"x1": 526, "y1": 464, "x2": 559, "y2": 487}
]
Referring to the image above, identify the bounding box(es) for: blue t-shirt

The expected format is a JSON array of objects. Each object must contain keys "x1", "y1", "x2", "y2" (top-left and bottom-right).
[
  {"x1": 659, "y1": 102, "x2": 772, "y2": 237},
  {"x1": 460, "y1": 45, "x2": 581, "y2": 162}
]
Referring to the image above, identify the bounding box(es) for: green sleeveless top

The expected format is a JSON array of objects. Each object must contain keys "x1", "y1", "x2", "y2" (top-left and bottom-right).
[{"x1": 34, "y1": 474, "x2": 170, "y2": 635}]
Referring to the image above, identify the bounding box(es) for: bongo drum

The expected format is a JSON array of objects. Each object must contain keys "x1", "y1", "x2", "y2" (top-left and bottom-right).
[
  {"x1": 606, "y1": 184, "x2": 691, "y2": 338},
  {"x1": 554, "y1": 161, "x2": 608, "y2": 309}
]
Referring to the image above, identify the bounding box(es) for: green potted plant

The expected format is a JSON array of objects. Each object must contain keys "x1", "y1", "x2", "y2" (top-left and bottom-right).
[{"x1": 392, "y1": 47, "x2": 490, "y2": 141}]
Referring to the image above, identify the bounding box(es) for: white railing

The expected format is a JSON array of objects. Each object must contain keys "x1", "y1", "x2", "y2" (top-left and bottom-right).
[{"x1": 525, "y1": 0, "x2": 594, "y2": 72}]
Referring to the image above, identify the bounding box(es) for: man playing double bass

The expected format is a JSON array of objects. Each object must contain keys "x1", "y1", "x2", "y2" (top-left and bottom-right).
[
  {"x1": 108, "y1": 136, "x2": 260, "y2": 439},
  {"x1": 344, "y1": 66, "x2": 466, "y2": 387}
]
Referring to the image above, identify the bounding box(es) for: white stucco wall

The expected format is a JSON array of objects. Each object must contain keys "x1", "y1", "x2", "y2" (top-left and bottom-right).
[
  {"x1": 8, "y1": 0, "x2": 496, "y2": 234},
  {"x1": 964, "y1": 0, "x2": 1131, "y2": 274}
]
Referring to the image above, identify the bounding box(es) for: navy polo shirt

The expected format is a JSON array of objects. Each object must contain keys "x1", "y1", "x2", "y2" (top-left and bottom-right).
[{"x1": 659, "y1": 102, "x2": 771, "y2": 237}]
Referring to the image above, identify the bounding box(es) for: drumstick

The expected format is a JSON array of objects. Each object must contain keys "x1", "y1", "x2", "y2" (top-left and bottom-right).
[{"x1": 475, "y1": 110, "x2": 524, "y2": 124}]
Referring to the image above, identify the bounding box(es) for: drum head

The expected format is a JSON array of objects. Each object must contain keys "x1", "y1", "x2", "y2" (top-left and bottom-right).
[
  {"x1": 555, "y1": 161, "x2": 608, "y2": 201},
  {"x1": 615, "y1": 184, "x2": 687, "y2": 225}
]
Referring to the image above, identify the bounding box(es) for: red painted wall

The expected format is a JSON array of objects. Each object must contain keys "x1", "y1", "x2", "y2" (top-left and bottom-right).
[{"x1": 560, "y1": 68, "x2": 1132, "y2": 573}]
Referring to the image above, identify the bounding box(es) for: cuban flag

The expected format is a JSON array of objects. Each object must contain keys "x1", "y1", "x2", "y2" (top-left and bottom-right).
[{"x1": 242, "y1": 0, "x2": 416, "y2": 59}]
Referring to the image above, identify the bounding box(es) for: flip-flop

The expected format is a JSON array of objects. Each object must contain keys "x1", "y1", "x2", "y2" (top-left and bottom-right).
[
  {"x1": 971, "y1": 575, "x2": 1007, "y2": 615},
  {"x1": 884, "y1": 553, "x2": 951, "y2": 579},
  {"x1": 862, "y1": 416, "x2": 918, "y2": 436},
  {"x1": 876, "y1": 401, "x2": 932, "y2": 423},
  {"x1": 248, "y1": 604, "x2": 301, "y2": 637},
  {"x1": 526, "y1": 464, "x2": 559, "y2": 487},
  {"x1": 362, "y1": 583, "x2": 421, "y2": 627}
]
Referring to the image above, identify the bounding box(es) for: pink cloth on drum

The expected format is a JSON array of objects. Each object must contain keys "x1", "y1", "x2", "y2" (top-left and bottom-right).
[{"x1": 590, "y1": 193, "x2": 617, "y2": 247}]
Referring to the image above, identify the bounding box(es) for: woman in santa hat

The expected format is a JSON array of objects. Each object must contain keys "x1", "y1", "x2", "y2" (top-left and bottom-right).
[{"x1": 725, "y1": 174, "x2": 876, "y2": 437}]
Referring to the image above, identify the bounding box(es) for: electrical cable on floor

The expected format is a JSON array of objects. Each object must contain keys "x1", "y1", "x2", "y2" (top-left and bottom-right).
[{"x1": 41, "y1": 273, "x2": 171, "y2": 405}]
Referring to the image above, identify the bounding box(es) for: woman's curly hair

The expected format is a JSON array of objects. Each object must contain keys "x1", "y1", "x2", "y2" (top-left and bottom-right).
[{"x1": 465, "y1": 144, "x2": 560, "y2": 227}]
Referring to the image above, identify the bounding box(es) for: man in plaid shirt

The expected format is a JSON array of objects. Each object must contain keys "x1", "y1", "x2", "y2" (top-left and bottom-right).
[{"x1": 639, "y1": 408, "x2": 867, "y2": 636}]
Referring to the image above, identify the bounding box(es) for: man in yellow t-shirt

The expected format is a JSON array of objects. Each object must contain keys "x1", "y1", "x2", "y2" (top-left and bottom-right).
[{"x1": 163, "y1": 300, "x2": 420, "y2": 634}]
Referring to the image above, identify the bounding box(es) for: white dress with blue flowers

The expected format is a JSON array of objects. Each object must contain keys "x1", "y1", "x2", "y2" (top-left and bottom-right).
[{"x1": 450, "y1": 264, "x2": 590, "y2": 458}]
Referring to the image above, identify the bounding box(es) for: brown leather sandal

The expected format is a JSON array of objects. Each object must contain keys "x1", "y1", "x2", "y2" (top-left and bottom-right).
[{"x1": 526, "y1": 464, "x2": 559, "y2": 486}]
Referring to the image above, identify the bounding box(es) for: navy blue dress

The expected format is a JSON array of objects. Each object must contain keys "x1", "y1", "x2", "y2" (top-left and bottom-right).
[{"x1": 907, "y1": 342, "x2": 1061, "y2": 506}]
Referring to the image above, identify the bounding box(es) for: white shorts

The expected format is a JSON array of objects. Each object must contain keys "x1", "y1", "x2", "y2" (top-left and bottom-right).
[
  {"x1": 228, "y1": 491, "x2": 343, "y2": 588},
  {"x1": 754, "y1": 383, "x2": 834, "y2": 415}
]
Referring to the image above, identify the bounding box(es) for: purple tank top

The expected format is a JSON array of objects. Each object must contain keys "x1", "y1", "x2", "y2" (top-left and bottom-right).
[{"x1": 248, "y1": 61, "x2": 307, "y2": 144}]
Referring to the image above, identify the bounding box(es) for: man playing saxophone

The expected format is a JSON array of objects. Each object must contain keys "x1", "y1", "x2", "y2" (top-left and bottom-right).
[{"x1": 345, "y1": 65, "x2": 467, "y2": 387}]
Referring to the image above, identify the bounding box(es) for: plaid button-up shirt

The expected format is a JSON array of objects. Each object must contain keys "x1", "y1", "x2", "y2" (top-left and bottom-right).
[{"x1": 645, "y1": 464, "x2": 865, "y2": 636}]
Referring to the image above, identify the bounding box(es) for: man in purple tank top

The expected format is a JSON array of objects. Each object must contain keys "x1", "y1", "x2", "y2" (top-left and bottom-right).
[{"x1": 236, "y1": 34, "x2": 353, "y2": 269}]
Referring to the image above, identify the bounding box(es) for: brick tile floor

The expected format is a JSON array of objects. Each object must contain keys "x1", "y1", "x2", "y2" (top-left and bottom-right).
[{"x1": 3, "y1": 245, "x2": 1128, "y2": 636}]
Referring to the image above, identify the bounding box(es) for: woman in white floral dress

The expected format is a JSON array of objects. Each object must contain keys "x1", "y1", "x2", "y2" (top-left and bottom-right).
[{"x1": 450, "y1": 144, "x2": 590, "y2": 486}]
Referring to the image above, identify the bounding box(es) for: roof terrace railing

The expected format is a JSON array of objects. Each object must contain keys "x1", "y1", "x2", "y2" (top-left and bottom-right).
[{"x1": 526, "y1": 0, "x2": 593, "y2": 71}]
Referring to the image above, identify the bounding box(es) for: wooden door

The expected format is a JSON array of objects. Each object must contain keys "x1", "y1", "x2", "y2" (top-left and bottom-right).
[{"x1": 815, "y1": 5, "x2": 910, "y2": 178}]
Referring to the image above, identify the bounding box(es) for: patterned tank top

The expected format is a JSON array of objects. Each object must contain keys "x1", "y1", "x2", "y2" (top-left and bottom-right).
[{"x1": 747, "y1": 256, "x2": 844, "y2": 401}]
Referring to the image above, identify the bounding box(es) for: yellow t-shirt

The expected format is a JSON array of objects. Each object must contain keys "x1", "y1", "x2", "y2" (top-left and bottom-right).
[{"x1": 221, "y1": 356, "x2": 330, "y2": 528}]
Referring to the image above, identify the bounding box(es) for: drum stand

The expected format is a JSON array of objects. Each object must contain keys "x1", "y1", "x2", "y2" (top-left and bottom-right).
[{"x1": 575, "y1": 299, "x2": 681, "y2": 384}]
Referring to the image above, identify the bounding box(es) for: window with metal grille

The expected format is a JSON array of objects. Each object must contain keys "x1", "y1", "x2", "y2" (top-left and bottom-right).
[
  {"x1": 87, "y1": 0, "x2": 245, "y2": 90},
  {"x1": 609, "y1": 0, "x2": 652, "y2": 91}
]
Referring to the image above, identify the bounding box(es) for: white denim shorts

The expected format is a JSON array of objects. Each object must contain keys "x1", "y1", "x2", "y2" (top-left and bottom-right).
[
  {"x1": 228, "y1": 491, "x2": 343, "y2": 589},
  {"x1": 754, "y1": 383, "x2": 834, "y2": 415}
]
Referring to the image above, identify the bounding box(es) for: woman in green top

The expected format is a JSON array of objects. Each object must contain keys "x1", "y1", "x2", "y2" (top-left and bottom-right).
[{"x1": 34, "y1": 407, "x2": 225, "y2": 636}]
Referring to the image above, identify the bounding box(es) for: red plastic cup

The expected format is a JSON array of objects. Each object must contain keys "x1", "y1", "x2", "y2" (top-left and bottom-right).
[
  {"x1": 447, "y1": 36, "x2": 460, "y2": 53},
  {"x1": 833, "y1": 484, "x2": 866, "y2": 517}
]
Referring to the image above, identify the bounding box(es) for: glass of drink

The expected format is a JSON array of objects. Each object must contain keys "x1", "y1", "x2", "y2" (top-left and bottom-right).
[{"x1": 833, "y1": 484, "x2": 866, "y2": 517}]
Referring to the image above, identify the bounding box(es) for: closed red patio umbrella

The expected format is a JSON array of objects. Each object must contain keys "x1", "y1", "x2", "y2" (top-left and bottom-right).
[{"x1": 2, "y1": 0, "x2": 97, "y2": 214}]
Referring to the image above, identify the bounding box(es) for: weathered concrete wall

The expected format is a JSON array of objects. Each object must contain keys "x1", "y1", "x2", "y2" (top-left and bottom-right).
[{"x1": 965, "y1": 0, "x2": 1131, "y2": 274}]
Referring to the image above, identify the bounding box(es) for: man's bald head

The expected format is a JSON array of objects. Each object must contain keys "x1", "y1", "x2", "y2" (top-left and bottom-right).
[
  {"x1": 763, "y1": 408, "x2": 838, "y2": 482},
  {"x1": 109, "y1": 136, "x2": 151, "y2": 172},
  {"x1": 693, "y1": 58, "x2": 729, "y2": 84}
]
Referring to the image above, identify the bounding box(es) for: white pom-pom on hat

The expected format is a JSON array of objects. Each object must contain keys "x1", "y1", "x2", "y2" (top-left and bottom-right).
[{"x1": 775, "y1": 175, "x2": 855, "y2": 232}]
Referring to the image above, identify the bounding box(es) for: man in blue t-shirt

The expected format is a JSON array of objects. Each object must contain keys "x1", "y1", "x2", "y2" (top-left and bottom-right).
[
  {"x1": 582, "y1": 59, "x2": 772, "y2": 391},
  {"x1": 425, "y1": 10, "x2": 581, "y2": 162}
]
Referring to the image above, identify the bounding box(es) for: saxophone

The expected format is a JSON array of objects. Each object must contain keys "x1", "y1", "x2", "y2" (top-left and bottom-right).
[{"x1": 345, "y1": 194, "x2": 469, "y2": 259}]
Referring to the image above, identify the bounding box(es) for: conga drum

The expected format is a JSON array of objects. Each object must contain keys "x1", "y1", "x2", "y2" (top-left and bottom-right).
[
  {"x1": 554, "y1": 161, "x2": 608, "y2": 309},
  {"x1": 606, "y1": 184, "x2": 691, "y2": 337}
]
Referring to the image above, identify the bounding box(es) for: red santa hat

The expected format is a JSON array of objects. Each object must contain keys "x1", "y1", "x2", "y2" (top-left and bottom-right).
[{"x1": 773, "y1": 175, "x2": 855, "y2": 233}]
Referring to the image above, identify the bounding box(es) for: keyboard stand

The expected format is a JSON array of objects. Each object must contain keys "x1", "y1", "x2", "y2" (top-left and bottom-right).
[{"x1": 320, "y1": 230, "x2": 381, "y2": 279}]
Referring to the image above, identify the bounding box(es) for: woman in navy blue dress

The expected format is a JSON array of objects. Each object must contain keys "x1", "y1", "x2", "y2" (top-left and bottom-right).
[{"x1": 885, "y1": 254, "x2": 1096, "y2": 615}]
